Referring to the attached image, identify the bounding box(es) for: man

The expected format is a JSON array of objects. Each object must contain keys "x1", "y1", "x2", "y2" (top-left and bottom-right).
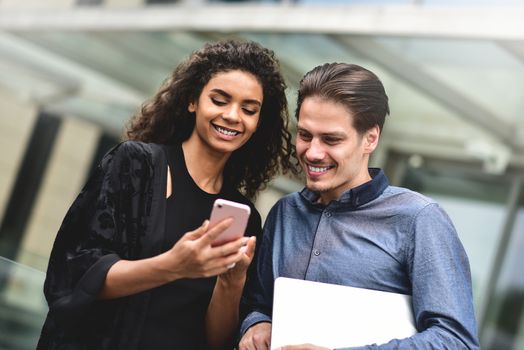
[{"x1": 239, "y1": 63, "x2": 480, "y2": 349}]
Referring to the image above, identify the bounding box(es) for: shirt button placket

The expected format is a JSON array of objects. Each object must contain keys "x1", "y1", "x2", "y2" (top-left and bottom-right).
[{"x1": 313, "y1": 210, "x2": 331, "y2": 259}]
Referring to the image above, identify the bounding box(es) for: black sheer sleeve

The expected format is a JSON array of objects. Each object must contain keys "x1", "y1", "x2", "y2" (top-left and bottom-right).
[{"x1": 42, "y1": 141, "x2": 146, "y2": 326}]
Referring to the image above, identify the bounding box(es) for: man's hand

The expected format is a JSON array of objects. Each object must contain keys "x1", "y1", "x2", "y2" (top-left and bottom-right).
[{"x1": 239, "y1": 322, "x2": 272, "y2": 350}]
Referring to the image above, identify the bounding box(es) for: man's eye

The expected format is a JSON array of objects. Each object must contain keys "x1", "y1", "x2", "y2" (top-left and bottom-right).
[
  {"x1": 324, "y1": 138, "x2": 341, "y2": 145},
  {"x1": 298, "y1": 133, "x2": 312, "y2": 141}
]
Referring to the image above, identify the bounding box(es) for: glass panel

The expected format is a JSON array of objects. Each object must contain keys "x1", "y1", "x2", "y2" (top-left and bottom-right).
[
  {"x1": 482, "y1": 186, "x2": 524, "y2": 350},
  {"x1": 377, "y1": 37, "x2": 524, "y2": 125},
  {"x1": 0, "y1": 256, "x2": 46, "y2": 350},
  {"x1": 77, "y1": 0, "x2": 103, "y2": 5}
]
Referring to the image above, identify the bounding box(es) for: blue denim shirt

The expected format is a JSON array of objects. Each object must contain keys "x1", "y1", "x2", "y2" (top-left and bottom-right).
[{"x1": 240, "y1": 169, "x2": 480, "y2": 349}]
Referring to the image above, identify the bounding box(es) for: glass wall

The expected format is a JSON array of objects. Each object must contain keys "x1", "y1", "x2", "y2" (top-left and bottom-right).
[
  {"x1": 0, "y1": 257, "x2": 46, "y2": 350},
  {"x1": 387, "y1": 151, "x2": 524, "y2": 350},
  {"x1": 481, "y1": 185, "x2": 524, "y2": 350}
]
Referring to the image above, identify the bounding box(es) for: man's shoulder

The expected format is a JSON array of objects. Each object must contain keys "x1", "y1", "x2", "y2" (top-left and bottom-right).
[
  {"x1": 274, "y1": 191, "x2": 304, "y2": 207},
  {"x1": 266, "y1": 191, "x2": 305, "y2": 217},
  {"x1": 380, "y1": 185, "x2": 437, "y2": 211}
]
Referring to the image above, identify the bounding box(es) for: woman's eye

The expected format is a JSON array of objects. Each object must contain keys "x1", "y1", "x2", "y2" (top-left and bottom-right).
[
  {"x1": 243, "y1": 108, "x2": 258, "y2": 116},
  {"x1": 211, "y1": 97, "x2": 227, "y2": 106}
]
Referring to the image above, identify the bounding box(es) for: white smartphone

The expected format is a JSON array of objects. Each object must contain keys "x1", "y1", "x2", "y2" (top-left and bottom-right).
[{"x1": 209, "y1": 198, "x2": 251, "y2": 247}]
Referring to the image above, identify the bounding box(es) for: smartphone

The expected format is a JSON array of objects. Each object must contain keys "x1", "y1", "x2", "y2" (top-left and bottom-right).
[{"x1": 209, "y1": 199, "x2": 251, "y2": 247}]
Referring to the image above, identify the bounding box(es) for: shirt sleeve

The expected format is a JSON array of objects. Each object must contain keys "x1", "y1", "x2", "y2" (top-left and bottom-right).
[
  {"x1": 339, "y1": 203, "x2": 480, "y2": 350},
  {"x1": 239, "y1": 205, "x2": 278, "y2": 336},
  {"x1": 42, "y1": 142, "x2": 136, "y2": 329}
]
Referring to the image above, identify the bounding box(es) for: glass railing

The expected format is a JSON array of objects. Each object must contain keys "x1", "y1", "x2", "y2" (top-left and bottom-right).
[{"x1": 0, "y1": 256, "x2": 47, "y2": 350}]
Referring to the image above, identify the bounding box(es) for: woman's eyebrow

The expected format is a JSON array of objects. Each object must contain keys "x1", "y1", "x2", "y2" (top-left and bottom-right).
[
  {"x1": 210, "y1": 88, "x2": 261, "y2": 106},
  {"x1": 210, "y1": 88, "x2": 231, "y2": 99}
]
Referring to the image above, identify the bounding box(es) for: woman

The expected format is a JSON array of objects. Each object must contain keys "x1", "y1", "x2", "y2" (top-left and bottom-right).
[{"x1": 37, "y1": 40, "x2": 295, "y2": 350}]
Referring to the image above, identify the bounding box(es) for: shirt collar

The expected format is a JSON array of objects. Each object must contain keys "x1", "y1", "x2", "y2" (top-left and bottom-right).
[{"x1": 299, "y1": 168, "x2": 389, "y2": 209}]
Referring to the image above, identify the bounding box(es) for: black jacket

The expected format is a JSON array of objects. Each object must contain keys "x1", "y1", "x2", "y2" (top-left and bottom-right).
[{"x1": 37, "y1": 141, "x2": 168, "y2": 349}]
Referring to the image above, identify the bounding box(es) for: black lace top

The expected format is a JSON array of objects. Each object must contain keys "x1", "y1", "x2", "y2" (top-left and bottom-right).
[
  {"x1": 37, "y1": 141, "x2": 262, "y2": 350},
  {"x1": 139, "y1": 144, "x2": 261, "y2": 350}
]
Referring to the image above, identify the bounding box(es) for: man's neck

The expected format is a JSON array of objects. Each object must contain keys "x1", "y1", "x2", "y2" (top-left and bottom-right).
[{"x1": 317, "y1": 170, "x2": 373, "y2": 205}]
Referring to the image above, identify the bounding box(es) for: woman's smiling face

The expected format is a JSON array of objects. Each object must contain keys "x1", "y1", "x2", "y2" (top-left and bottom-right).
[{"x1": 188, "y1": 70, "x2": 263, "y2": 155}]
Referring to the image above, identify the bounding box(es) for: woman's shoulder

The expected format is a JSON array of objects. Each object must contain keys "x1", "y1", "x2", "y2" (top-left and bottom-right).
[
  {"x1": 95, "y1": 141, "x2": 167, "y2": 180},
  {"x1": 111, "y1": 140, "x2": 161, "y2": 156},
  {"x1": 104, "y1": 140, "x2": 167, "y2": 163}
]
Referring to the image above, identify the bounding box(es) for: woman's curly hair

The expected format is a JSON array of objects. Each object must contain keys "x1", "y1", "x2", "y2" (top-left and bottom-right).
[{"x1": 126, "y1": 40, "x2": 296, "y2": 198}]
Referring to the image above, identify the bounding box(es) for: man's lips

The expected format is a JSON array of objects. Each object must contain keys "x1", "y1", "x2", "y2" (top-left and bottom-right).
[{"x1": 306, "y1": 163, "x2": 334, "y2": 175}]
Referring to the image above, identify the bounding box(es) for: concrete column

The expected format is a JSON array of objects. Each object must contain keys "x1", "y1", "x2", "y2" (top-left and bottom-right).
[
  {"x1": 0, "y1": 90, "x2": 37, "y2": 224},
  {"x1": 17, "y1": 116, "x2": 100, "y2": 272}
]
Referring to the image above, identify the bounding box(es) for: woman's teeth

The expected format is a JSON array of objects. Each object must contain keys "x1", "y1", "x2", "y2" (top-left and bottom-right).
[{"x1": 215, "y1": 125, "x2": 239, "y2": 136}]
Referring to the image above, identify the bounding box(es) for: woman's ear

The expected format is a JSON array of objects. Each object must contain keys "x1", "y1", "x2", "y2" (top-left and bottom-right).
[{"x1": 188, "y1": 101, "x2": 196, "y2": 113}]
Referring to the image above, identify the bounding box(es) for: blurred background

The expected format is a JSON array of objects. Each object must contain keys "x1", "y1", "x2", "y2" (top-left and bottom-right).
[{"x1": 0, "y1": 0, "x2": 523, "y2": 349}]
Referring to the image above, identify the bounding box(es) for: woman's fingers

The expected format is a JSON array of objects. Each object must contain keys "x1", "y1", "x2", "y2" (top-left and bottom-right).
[
  {"x1": 198, "y1": 217, "x2": 234, "y2": 245},
  {"x1": 203, "y1": 251, "x2": 245, "y2": 276},
  {"x1": 209, "y1": 236, "x2": 250, "y2": 259},
  {"x1": 244, "y1": 236, "x2": 256, "y2": 259},
  {"x1": 171, "y1": 219, "x2": 255, "y2": 278},
  {"x1": 183, "y1": 220, "x2": 210, "y2": 240}
]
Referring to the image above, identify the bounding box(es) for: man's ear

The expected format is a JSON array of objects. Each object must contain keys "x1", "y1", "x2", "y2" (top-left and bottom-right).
[
  {"x1": 364, "y1": 125, "x2": 380, "y2": 154},
  {"x1": 188, "y1": 101, "x2": 196, "y2": 113}
]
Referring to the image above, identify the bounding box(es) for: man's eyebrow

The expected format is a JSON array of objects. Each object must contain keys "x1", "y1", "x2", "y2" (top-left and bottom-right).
[
  {"x1": 321, "y1": 132, "x2": 346, "y2": 138},
  {"x1": 297, "y1": 127, "x2": 345, "y2": 138},
  {"x1": 210, "y1": 88, "x2": 261, "y2": 106}
]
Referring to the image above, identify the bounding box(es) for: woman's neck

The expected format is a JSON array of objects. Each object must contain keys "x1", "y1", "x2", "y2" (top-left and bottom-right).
[{"x1": 182, "y1": 138, "x2": 229, "y2": 194}]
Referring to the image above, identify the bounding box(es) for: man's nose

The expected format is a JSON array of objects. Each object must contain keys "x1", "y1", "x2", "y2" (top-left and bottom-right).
[{"x1": 305, "y1": 139, "x2": 325, "y2": 162}]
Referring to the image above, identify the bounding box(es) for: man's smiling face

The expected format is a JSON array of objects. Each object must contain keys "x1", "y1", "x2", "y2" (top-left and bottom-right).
[{"x1": 296, "y1": 96, "x2": 379, "y2": 205}]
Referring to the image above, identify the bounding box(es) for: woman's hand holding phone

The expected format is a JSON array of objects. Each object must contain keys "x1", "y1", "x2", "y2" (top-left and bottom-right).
[
  {"x1": 218, "y1": 235, "x2": 256, "y2": 286},
  {"x1": 209, "y1": 199, "x2": 251, "y2": 247},
  {"x1": 161, "y1": 198, "x2": 254, "y2": 282},
  {"x1": 161, "y1": 218, "x2": 248, "y2": 281}
]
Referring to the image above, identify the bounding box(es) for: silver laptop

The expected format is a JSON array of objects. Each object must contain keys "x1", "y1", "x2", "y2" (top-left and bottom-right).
[{"x1": 270, "y1": 277, "x2": 417, "y2": 349}]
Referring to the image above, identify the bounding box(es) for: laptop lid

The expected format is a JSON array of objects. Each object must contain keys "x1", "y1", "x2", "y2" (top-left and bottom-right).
[{"x1": 270, "y1": 277, "x2": 417, "y2": 349}]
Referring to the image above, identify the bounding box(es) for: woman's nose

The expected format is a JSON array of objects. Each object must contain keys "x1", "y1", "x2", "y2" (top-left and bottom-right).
[{"x1": 222, "y1": 106, "x2": 240, "y2": 123}]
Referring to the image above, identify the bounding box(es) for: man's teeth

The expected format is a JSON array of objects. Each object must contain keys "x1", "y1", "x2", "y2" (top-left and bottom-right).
[
  {"x1": 216, "y1": 126, "x2": 239, "y2": 136},
  {"x1": 309, "y1": 165, "x2": 330, "y2": 173}
]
